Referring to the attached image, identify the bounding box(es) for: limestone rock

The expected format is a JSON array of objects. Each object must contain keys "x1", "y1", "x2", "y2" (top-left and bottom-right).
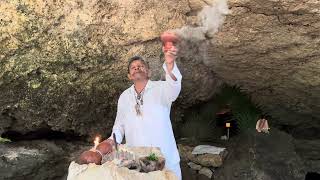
[
  {"x1": 178, "y1": 144, "x2": 227, "y2": 167},
  {"x1": 67, "y1": 161, "x2": 177, "y2": 180},
  {"x1": 192, "y1": 145, "x2": 226, "y2": 155},
  {"x1": 0, "y1": 140, "x2": 72, "y2": 180},
  {"x1": 187, "y1": 162, "x2": 202, "y2": 171},
  {"x1": 178, "y1": 144, "x2": 195, "y2": 162},
  {"x1": 0, "y1": 0, "x2": 195, "y2": 136},
  {"x1": 1, "y1": 0, "x2": 318, "y2": 141},
  {"x1": 67, "y1": 144, "x2": 178, "y2": 180},
  {"x1": 199, "y1": 167, "x2": 213, "y2": 179},
  {"x1": 0, "y1": 0, "x2": 319, "y2": 174},
  {"x1": 195, "y1": 153, "x2": 225, "y2": 167}
]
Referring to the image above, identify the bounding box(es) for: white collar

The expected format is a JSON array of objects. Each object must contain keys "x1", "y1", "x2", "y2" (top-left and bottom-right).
[{"x1": 129, "y1": 80, "x2": 154, "y2": 93}]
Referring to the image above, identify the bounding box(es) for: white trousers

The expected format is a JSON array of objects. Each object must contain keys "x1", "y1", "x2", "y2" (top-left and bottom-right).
[{"x1": 165, "y1": 162, "x2": 182, "y2": 180}]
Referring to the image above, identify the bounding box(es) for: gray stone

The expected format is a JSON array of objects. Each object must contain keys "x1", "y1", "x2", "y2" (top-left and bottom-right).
[
  {"x1": 195, "y1": 153, "x2": 225, "y2": 167},
  {"x1": 187, "y1": 162, "x2": 202, "y2": 171},
  {"x1": 181, "y1": 161, "x2": 211, "y2": 180},
  {"x1": 199, "y1": 167, "x2": 213, "y2": 179},
  {"x1": 178, "y1": 144, "x2": 227, "y2": 167},
  {"x1": 192, "y1": 145, "x2": 226, "y2": 155},
  {"x1": 0, "y1": 140, "x2": 75, "y2": 180}
]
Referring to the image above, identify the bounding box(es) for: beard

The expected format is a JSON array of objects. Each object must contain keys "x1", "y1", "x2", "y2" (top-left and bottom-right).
[{"x1": 133, "y1": 71, "x2": 148, "y2": 81}]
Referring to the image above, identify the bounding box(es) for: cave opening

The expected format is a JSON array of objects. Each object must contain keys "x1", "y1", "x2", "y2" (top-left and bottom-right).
[
  {"x1": 177, "y1": 85, "x2": 269, "y2": 144},
  {"x1": 305, "y1": 172, "x2": 320, "y2": 180}
]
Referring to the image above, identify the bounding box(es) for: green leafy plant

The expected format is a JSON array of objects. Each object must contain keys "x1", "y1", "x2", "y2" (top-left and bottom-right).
[
  {"x1": 0, "y1": 137, "x2": 11, "y2": 143},
  {"x1": 234, "y1": 110, "x2": 260, "y2": 131},
  {"x1": 214, "y1": 85, "x2": 263, "y2": 132},
  {"x1": 146, "y1": 153, "x2": 159, "y2": 161},
  {"x1": 179, "y1": 84, "x2": 264, "y2": 141}
]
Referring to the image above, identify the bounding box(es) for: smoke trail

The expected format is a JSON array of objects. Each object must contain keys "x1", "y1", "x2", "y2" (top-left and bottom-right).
[
  {"x1": 162, "y1": 0, "x2": 230, "y2": 95},
  {"x1": 167, "y1": 0, "x2": 230, "y2": 69},
  {"x1": 152, "y1": 0, "x2": 230, "y2": 82},
  {"x1": 174, "y1": 0, "x2": 230, "y2": 41}
]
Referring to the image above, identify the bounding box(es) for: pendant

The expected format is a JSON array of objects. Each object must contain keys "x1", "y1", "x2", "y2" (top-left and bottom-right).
[{"x1": 135, "y1": 103, "x2": 142, "y2": 116}]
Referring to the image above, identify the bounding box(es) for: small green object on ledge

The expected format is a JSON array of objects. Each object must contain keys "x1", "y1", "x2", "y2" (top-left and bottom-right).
[{"x1": 146, "y1": 153, "x2": 159, "y2": 161}]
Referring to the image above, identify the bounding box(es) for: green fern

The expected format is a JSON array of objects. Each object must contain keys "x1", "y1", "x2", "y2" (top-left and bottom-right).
[
  {"x1": 214, "y1": 85, "x2": 263, "y2": 132},
  {"x1": 180, "y1": 84, "x2": 264, "y2": 139},
  {"x1": 234, "y1": 111, "x2": 260, "y2": 131}
]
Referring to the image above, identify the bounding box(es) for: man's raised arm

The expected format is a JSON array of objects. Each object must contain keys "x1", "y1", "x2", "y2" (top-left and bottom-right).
[{"x1": 162, "y1": 45, "x2": 182, "y2": 103}]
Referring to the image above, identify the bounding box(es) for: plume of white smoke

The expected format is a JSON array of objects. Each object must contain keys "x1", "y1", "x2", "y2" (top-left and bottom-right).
[
  {"x1": 161, "y1": 0, "x2": 230, "y2": 92},
  {"x1": 151, "y1": 0, "x2": 229, "y2": 82},
  {"x1": 174, "y1": 0, "x2": 230, "y2": 41}
]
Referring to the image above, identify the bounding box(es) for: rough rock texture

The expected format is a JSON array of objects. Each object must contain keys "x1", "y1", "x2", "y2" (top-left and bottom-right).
[
  {"x1": 188, "y1": 162, "x2": 202, "y2": 171},
  {"x1": 181, "y1": 161, "x2": 212, "y2": 180},
  {"x1": 0, "y1": 0, "x2": 319, "y2": 176},
  {"x1": 0, "y1": 0, "x2": 221, "y2": 138},
  {"x1": 192, "y1": 145, "x2": 226, "y2": 155},
  {"x1": 0, "y1": 140, "x2": 79, "y2": 180},
  {"x1": 294, "y1": 139, "x2": 320, "y2": 173},
  {"x1": 214, "y1": 129, "x2": 307, "y2": 180},
  {"x1": 67, "y1": 145, "x2": 177, "y2": 180},
  {"x1": 198, "y1": 167, "x2": 213, "y2": 179},
  {"x1": 68, "y1": 161, "x2": 178, "y2": 180},
  {"x1": 1, "y1": 0, "x2": 319, "y2": 138},
  {"x1": 178, "y1": 144, "x2": 227, "y2": 167},
  {"x1": 207, "y1": 0, "x2": 320, "y2": 139}
]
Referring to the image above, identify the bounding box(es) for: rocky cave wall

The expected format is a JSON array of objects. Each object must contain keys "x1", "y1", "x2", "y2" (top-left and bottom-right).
[{"x1": 0, "y1": 0, "x2": 319, "y2": 149}]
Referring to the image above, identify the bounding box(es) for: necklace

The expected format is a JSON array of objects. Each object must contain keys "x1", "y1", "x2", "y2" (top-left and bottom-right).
[{"x1": 134, "y1": 88, "x2": 144, "y2": 116}]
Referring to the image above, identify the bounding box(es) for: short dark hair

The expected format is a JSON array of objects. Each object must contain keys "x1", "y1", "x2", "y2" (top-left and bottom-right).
[{"x1": 127, "y1": 56, "x2": 149, "y2": 73}]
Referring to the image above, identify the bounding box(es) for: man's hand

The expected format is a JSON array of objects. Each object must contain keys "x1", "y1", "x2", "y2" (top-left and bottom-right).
[
  {"x1": 163, "y1": 45, "x2": 178, "y2": 81},
  {"x1": 77, "y1": 140, "x2": 113, "y2": 165},
  {"x1": 96, "y1": 139, "x2": 113, "y2": 154},
  {"x1": 78, "y1": 150, "x2": 102, "y2": 165},
  {"x1": 163, "y1": 45, "x2": 178, "y2": 72}
]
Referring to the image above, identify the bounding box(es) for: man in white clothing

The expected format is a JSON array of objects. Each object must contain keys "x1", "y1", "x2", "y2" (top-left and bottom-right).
[{"x1": 79, "y1": 45, "x2": 182, "y2": 179}]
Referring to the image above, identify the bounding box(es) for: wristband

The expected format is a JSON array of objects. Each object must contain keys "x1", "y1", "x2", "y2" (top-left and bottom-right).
[{"x1": 95, "y1": 149, "x2": 103, "y2": 157}]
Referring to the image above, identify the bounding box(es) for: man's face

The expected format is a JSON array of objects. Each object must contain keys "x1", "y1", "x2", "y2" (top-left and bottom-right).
[{"x1": 128, "y1": 60, "x2": 149, "y2": 81}]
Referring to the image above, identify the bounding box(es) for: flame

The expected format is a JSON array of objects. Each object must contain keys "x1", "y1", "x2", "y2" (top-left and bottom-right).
[
  {"x1": 94, "y1": 136, "x2": 100, "y2": 149},
  {"x1": 226, "y1": 123, "x2": 231, "y2": 128}
]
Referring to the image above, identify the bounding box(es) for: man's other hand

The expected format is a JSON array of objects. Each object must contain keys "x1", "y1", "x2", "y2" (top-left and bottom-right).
[
  {"x1": 78, "y1": 150, "x2": 102, "y2": 165},
  {"x1": 163, "y1": 45, "x2": 178, "y2": 66},
  {"x1": 96, "y1": 140, "x2": 113, "y2": 154},
  {"x1": 77, "y1": 140, "x2": 113, "y2": 165}
]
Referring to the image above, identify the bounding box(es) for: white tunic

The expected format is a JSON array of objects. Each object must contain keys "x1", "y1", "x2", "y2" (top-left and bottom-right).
[{"x1": 108, "y1": 62, "x2": 182, "y2": 164}]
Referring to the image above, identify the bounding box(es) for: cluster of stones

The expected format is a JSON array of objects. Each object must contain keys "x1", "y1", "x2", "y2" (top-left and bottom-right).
[{"x1": 178, "y1": 144, "x2": 227, "y2": 179}]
